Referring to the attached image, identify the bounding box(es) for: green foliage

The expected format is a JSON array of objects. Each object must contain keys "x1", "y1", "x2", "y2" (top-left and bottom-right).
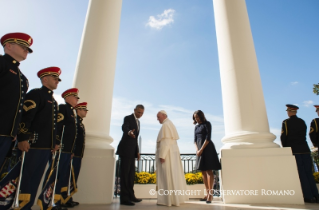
[{"x1": 313, "y1": 83, "x2": 319, "y2": 95}]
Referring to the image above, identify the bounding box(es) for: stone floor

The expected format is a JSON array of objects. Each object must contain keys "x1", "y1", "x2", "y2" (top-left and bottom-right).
[{"x1": 31, "y1": 197, "x2": 319, "y2": 210}]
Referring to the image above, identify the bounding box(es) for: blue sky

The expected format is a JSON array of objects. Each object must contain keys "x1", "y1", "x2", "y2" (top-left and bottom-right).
[{"x1": 1, "y1": 0, "x2": 318, "y2": 154}]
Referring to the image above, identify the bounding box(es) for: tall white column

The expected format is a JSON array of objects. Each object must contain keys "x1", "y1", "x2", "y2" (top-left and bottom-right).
[
  {"x1": 213, "y1": 0, "x2": 277, "y2": 150},
  {"x1": 72, "y1": 0, "x2": 122, "y2": 204},
  {"x1": 213, "y1": 0, "x2": 303, "y2": 204}
]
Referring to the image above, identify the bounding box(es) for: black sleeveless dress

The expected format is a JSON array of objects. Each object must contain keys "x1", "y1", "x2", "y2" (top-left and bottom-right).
[{"x1": 194, "y1": 121, "x2": 221, "y2": 171}]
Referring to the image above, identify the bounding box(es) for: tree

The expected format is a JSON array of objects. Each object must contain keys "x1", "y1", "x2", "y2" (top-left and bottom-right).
[{"x1": 313, "y1": 83, "x2": 319, "y2": 95}]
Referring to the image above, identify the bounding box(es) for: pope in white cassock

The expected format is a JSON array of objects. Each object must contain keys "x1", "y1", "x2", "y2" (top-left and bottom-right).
[{"x1": 155, "y1": 110, "x2": 189, "y2": 206}]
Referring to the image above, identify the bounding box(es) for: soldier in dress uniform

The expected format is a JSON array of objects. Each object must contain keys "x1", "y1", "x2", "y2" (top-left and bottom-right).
[
  {"x1": 309, "y1": 105, "x2": 319, "y2": 154},
  {"x1": 43, "y1": 88, "x2": 80, "y2": 209},
  {"x1": 280, "y1": 104, "x2": 319, "y2": 203},
  {"x1": 61, "y1": 102, "x2": 88, "y2": 208},
  {"x1": 0, "y1": 32, "x2": 33, "y2": 167},
  {"x1": 17, "y1": 67, "x2": 62, "y2": 210}
]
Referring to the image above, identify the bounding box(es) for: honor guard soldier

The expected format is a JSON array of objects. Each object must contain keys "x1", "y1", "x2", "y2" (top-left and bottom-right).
[
  {"x1": 309, "y1": 105, "x2": 319, "y2": 154},
  {"x1": 61, "y1": 102, "x2": 88, "y2": 208},
  {"x1": 0, "y1": 32, "x2": 33, "y2": 167},
  {"x1": 16, "y1": 67, "x2": 62, "y2": 210},
  {"x1": 43, "y1": 88, "x2": 80, "y2": 209},
  {"x1": 281, "y1": 104, "x2": 319, "y2": 203}
]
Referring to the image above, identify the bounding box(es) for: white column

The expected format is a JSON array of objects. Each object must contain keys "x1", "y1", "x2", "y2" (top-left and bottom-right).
[
  {"x1": 213, "y1": 0, "x2": 303, "y2": 204},
  {"x1": 213, "y1": 0, "x2": 278, "y2": 149},
  {"x1": 72, "y1": 0, "x2": 122, "y2": 204}
]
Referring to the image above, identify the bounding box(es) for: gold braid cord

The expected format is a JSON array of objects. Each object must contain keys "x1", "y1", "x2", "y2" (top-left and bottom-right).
[
  {"x1": 23, "y1": 100, "x2": 36, "y2": 112},
  {"x1": 57, "y1": 113, "x2": 64, "y2": 123},
  {"x1": 18, "y1": 123, "x2": 28, "y2": 134}
]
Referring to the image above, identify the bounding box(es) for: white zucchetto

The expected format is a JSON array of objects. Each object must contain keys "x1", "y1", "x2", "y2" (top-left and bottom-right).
[{"x1": 159, "y1": 110, "x2": 167, "y2": 115}]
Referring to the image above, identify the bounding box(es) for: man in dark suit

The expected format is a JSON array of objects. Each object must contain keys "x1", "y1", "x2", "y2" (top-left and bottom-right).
[
  {"x1": 116, "y1": 104, "x2": 144, "y2": 206},
  {"x1": 309, "y1": 105, "x2": 319, "y2": 155},
  {"x1": 281, "y1": 104, "x2": 319, "y2": 203}
]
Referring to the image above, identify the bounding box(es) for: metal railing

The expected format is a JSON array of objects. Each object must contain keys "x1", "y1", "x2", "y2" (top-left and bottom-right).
[{"x1": 135, "y1": 153, "x2": 199, "y2": 174}]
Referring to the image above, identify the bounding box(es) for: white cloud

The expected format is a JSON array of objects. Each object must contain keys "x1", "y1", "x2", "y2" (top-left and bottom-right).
[
  {"x1": 109, "y1": 97, "x2": 225, "y2": 153},
  {"x1": 303, "y1": 100, "x2": 313, "y2": 107},
  {"x1": 146, "y1": 9, "x2": 175, "y2": 30},
  {"x1": 290, "y1": 81, "x2": 299, "y2": 85}
]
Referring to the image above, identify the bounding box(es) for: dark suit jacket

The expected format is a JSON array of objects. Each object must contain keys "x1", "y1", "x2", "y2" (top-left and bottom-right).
[
  {"x1": 17, "y1": 86, "x2": 58, "y2": 149},
  {"x1": 309, "y1": 118, "x2": 319, "y2": 147},
  {"x1": 57, "y1": 103, "x2": 79, "y2": 153},
  {"x1": 116, "y1": 114, "x2": 140, "y2": 158},
  {"x1": 280, "y1": 115, "x2": 310, "y2": 154}
]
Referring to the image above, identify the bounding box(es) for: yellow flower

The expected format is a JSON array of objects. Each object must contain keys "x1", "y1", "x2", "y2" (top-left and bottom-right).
[
  {"x1": 185, "y1": 173, "x2": 198, "y2": 184},
  {"x1": 134, "y1": 171, "x2": 204, "y2": 185},
  {"x1": 135, "y1": 172, "x2": 153, "y2": 184},
  {"x1": 195, "y1": 172, "x2": 203, "y2": 183},
  {"x1": 313, "y1": 172, "x2": 319, "y2": 183}
]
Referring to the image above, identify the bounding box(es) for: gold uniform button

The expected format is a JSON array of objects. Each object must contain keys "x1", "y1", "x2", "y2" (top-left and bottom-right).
[
  {"x1": 48, "y1": 91, "x2": 51, "y2": 93},
  {"x1": 13, "y1": 60, "x2": 16, "y2": 64}
]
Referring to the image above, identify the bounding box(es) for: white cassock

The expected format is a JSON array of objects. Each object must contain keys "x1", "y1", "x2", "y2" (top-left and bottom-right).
[{"x1": 156, "y1": 118, "x2": 189, "y2": 206}]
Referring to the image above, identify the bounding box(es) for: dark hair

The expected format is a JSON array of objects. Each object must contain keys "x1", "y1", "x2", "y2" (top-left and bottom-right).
[
  {"x1": 193, "y1": 110, "x2": 207, "y2": 124},
  {"x1": 135, "y1": 104, "x2": 144, "y2": 110}
]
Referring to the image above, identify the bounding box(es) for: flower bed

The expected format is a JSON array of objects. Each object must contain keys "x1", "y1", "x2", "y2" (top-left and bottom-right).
[
  {"x1": 134, "y1": 172, "x2": 203, "y2": 185},
  {"x1": 314, "y1": 172, "x2": 319, "y2": 191},
  {"x1": 313, "y1": 172, "x2": 319, "y2": 183}
]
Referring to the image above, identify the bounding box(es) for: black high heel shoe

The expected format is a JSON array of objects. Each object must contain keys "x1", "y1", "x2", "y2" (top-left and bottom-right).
[
  {"x1": 206, "y1": 194, "x2": 213, "y2": 204},
  {"x1": 200, "y1": 197, "x2": 207, "y2": 201}
]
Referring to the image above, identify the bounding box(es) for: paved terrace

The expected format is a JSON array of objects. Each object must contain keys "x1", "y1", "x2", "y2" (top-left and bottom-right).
[{"x1": 31, "y1": 197, "x2": 319, "y2": 210}]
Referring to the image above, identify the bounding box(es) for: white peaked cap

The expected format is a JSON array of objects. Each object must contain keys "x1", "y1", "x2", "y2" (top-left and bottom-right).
[{"x1": 159, "y1": 110, "x2": 167, "y2": 115}]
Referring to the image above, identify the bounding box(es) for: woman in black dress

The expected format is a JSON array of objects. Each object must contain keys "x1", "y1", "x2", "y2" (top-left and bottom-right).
[{"x1": 193, "y1": 110, "x2": 221, "y2": 203}]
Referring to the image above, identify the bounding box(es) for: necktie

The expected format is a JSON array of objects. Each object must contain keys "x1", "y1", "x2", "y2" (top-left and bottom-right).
[{"x1": 136, "y1": 119, "x2": 140, "y2": 131}]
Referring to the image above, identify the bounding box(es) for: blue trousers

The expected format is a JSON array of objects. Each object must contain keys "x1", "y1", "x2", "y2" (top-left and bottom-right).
[
  {"x1": 43, "y1": 152, "x2": 71, "y2": 206},
  {"x1": 19, "y1": 149, "x2": 52, "y2": 210},
  {"x1": 295, "y1": 154, "x2": 319, "y2": 199},
  {"x1": 0, "y1": 136, "x2": 13, "y2": 167},
  {"x1": 62, "y1": 156, "x2": 82, "y2": 203}
]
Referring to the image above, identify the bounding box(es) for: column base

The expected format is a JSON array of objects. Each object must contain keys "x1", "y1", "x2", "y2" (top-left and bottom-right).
[
  {"x1": 72, "y1": 144, "x2": 115, "y2": 204},
  {"x1": 220, "y1": 148, "x2": 304, "y2": 204},
  {"x1": 221, "y1": 131, "x2": 279, "y2": 149}
]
